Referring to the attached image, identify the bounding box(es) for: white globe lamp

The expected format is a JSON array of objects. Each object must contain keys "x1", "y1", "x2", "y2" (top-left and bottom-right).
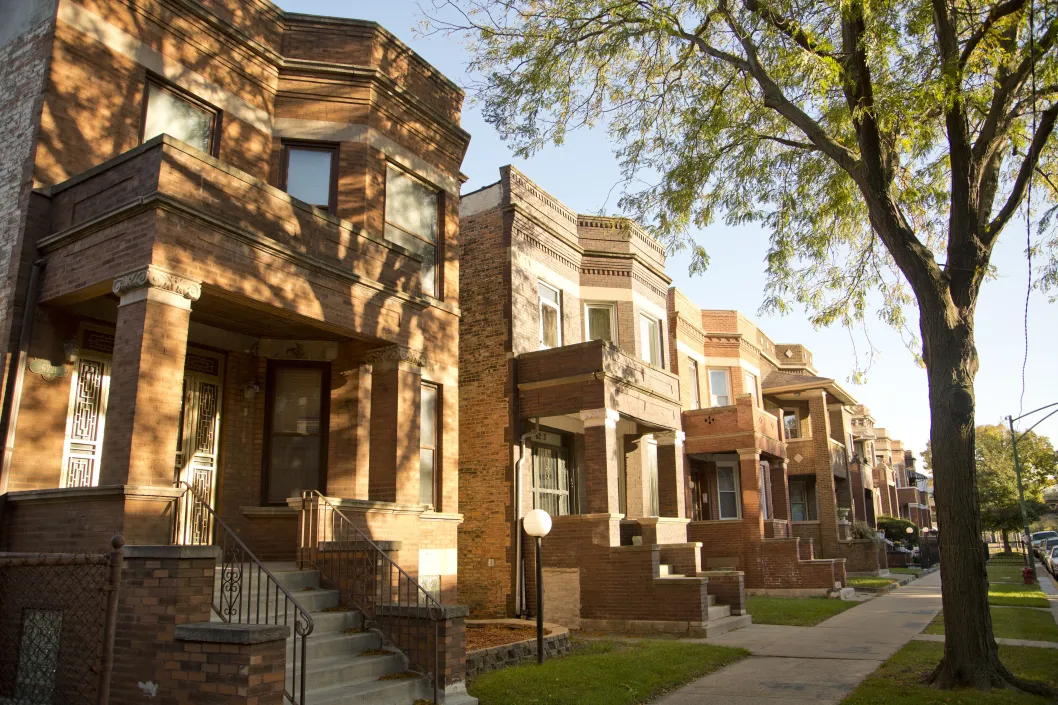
[{"x1": 523, "y1": 508, "x2": 552, "y2": 664}]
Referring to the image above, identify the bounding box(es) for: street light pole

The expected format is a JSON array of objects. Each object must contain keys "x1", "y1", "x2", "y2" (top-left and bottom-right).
[
  {"x1": 523, "y1": 508, "x2": 552, "y2": 665},
  {"x1": 1008, "y1": 415, "x2": 1035, "y2": 574}
]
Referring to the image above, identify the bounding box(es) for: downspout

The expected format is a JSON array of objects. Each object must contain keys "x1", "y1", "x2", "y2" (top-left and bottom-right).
[
  {"x1": 514, "y1": 417, "x2": 539, "y2": 616},
  {"x1": 0, "y1": 260, "x2": 45, "y2": 494}
]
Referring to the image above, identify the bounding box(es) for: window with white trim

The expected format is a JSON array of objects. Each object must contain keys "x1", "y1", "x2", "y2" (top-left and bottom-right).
[
  {"x1": 688, "y1": 359, "x2": 701, "y2": 410},
  {"x1": 419, "y1": 383, "x2": 439, "y2": 506},
  {"x1": 639, "y1": 314, "x2": 663, "y2": 367},
  {"x1": 759, "y1": 461, "x2": 770, "y2": 519},
  {"x1": 783, "y1": 409, "x2": 801, "y2": 439},
  {"x1": 585, "y1": 303, "x2": 616, "y2": 343},
  {"x1": 708, "y1": 369, "x2": 731, "y2": 406},
  {"x1": 385, "y1": 165, "x2": 440, "y2": 297},
  {"x1": 743, "y1": 370, "x2": 758, "y2": 406},
  {"x1": 538, "y1": 282, "x2": 562, "y2": 348},
  {"x1": 717, "y1": 463, "x2": 741, "y2": 519}
]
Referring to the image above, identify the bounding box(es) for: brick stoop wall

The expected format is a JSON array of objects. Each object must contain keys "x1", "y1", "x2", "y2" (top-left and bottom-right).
[
  {"x1": 840, "y1": 539, "x2": 888, "y2": 574},
  {"x1": 464, "y1": 620, "x2": 570, "y2": 680},
  {"x1": 164, "y1": 623, "x2": 289, "y2": 705}
]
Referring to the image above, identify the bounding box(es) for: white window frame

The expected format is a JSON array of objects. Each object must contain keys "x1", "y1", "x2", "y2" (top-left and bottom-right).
[
  {"x1": 688, "y1": 358, "x2": 701, "y2": 410},
  {"x1": 716, "y1": 462, "x2": 742, "y2": 519},
  {"x1": 790, "y1": 480, "x2": 808, "y2": 521},
  {"x1": 584, "y1": 302, "x2": 617, "y2": 344},
  {"x1": 782, "y1": 408, "x2": 801, "y2": 439},
  {"x1": 707, "y1": 368, "x2": 732, "y2": 407},
  {"x1": 538, "y1": 281, "x2": 562, "y2": 349},
  {"x1": 639, "y1": 314, "x2": 663, "y2": 368},
  {"x1": 384, "y1": 163, "x2": 441, "y2": 298},
  {"x1": 759, "y1": 461, "x2": 770, "y2": 519},
  {"x1": 743, "y1": 370, "x2": 758, "y2": 406}
]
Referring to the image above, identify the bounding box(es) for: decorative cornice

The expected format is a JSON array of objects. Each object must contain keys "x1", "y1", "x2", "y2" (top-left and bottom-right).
[
  {"x1": 365, "y1": 345, "x2": 427, "y2": 368},
  {"x1": 113, "y1": 265, "x2": 202, "y2": 301},
  {"x1": 655, "y1": 431, "x2": 686, "y2": 446}
]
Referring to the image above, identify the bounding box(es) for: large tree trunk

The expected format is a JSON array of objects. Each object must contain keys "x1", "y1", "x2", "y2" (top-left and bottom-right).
[{"x1": 921, "y1": 307, "x2": 1046, "y2": 693}]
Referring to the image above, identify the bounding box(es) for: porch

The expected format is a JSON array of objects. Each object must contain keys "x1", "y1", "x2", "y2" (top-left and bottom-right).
[{"x1": 0, "y1": 136, "x2": 461, "y2": 598}]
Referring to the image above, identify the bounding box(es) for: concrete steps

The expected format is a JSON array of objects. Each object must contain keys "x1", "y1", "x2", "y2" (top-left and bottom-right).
[
  {"x1": 700, "y1": 614, "x2": 753, "y2": 638},
  {"x1": 211, "y1": 560, "x2": 433, "y2": 705}
]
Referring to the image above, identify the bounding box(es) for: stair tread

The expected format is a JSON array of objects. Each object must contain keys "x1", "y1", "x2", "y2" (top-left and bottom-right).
[
  {"x1": 305, "y1": 674, "x2": 428, "y2": 702},
  {"x1": 288, "y1": 651, "x2": 405, "y2": 676}
]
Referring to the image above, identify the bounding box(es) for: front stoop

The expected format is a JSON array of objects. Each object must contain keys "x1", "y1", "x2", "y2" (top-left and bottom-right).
[{"x1": 213, "y1": 562, "x2": 474, "y2": 705}]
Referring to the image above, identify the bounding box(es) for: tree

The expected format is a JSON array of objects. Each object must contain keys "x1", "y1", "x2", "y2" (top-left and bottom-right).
[
  {"x1": 431, "y1": 0, "x2": 1058, "y2": 690},
  {"x1": 977, "y1": 424, "x2": 1055, "y2": 548}
]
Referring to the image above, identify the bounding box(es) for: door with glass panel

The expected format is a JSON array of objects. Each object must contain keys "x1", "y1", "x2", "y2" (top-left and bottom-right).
[
  {"x1": 263, "y1": 362, "x2": 330, "y2": 506},
  {"x1": 174, "y1": 349, "x2": 224, "y2": 544},
  {"x1": 532, "y1": 441, "x2": 571, "y2": 516}
]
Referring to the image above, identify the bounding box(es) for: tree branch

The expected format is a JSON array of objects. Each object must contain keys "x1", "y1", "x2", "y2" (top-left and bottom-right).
[
  {"x1": 960, "y1": 0, "x2": 1029, "y2": 67},
  {"x1": 743, "y1": 0, "x2": 837, "y2": 59},
  {"x1": 984, "y1": 101, "x2": 1058, "y2": 244}
]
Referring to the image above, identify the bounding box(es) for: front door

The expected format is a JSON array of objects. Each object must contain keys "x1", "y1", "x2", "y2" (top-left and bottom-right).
[
  {"x1": 174, "y1": 349, "x2": 224, "y2": 544},
  {"x1": 532, "y1": 442, "x2": 571, "y2": 516}
]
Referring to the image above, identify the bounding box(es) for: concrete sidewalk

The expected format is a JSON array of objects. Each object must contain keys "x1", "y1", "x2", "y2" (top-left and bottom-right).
[{"x1": 653, "y1": 572, "x2": 942, "y2": 705}]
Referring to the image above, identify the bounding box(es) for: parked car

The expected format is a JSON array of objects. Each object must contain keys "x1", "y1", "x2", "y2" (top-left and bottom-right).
[
  {"x1": 1048, "y1": 546, "x2": 1058, "y2": 574},
  {"x1": 1041, "y1": 537, "x2": 1058, "y2": 562},
  {"x1": 1032, "y1": 531, "x2": 1058, "y2": 555}
]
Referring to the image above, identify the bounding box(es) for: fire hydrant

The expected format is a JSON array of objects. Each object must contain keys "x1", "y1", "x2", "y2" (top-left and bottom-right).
[{"x1": 1023, "y1": 566, "x2": 1035, "y2": 585}]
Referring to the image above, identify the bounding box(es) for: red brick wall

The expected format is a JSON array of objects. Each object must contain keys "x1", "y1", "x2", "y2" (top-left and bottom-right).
[
  {"x1": 160, "y1": 634, "x2": 286, "y2": 705},
  {"x1": 838, "y1": 539, "x2": 886, "y2": 573}
]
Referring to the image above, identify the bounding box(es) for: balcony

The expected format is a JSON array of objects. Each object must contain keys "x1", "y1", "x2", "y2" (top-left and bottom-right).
[
  {"x1": 36, "y1": 136, "x2": 442, "y2": 340},
  {"x1": 682, "y1": 394, "x2": 785, "y2": 457},
  {"x1": 517, "y1": 340, "x2": 682, "y2": 429}
]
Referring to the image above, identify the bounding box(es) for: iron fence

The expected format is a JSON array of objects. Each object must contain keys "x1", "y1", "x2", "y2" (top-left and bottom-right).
[
  {"x1": 298, "y1": 491, "x2": 443, "y2": 703},
  {"x1": 0, "y1": 537, "x2": 123, "y2": 705},
  {"x1": 172, "y1": 481, "x2": 313, "y2": 705},
  {"x1": 985, "y1": 536, "x2": 1030, "y2": 566}
]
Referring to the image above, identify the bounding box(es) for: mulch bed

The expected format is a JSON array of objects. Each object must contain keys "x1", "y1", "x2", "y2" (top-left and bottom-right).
[{"x1": 467, "y1": 623, "x2": 550, "y2": 652}]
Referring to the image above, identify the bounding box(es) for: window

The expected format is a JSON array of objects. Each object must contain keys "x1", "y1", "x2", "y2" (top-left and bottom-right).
[
  {"x1": 263, "y1": 363, "x2": 329, "y2": 505},
  {"x1": 646, "y1": 437, "x2": 660, "y2": 517},
  {"x1": 385, "y1": 165, "x2": 440, "y2": 297},
  {"x1": 688, "y1": 359, "x2": 701, "y2": 410},
  {"x1": 532, "y1": 431, "x2": 573, "y2": 515},
  {"x1": 717, "y1": 464, "x2": 741, "y2": 519},
  {"x1": 743, "y1": 371, "x2": 758, "y2": 406},
  {"x1": 639, "y1": 314, "x2": 663, "y2": 367},
  {"x1": 281, "y1": 142, "x2": 336, "y2": 212},
  {"x1": 142, "y1": 79, "x2": 218, "y2": 154},
  {"x1": 708, "y1": 369, "x2": 731, "y2": 406},
  {"x1": 790, "y1": 480, "x2": 808, "y2": 521},
  {"x1": 538, "y1": 282, "x2": 562, "y2": 348},
  {"x1": 585, "y1": 303, "x2": 616, "y2": 343},
  {"x1": 420, "y1": 383, "x2": 439, "y2": 506},
  {"x1": 783, "y1": 409, "x2": 800, "y2": 439},
  {"x1": 759, "y1": 461, "x2": 770, "y2": 519}
]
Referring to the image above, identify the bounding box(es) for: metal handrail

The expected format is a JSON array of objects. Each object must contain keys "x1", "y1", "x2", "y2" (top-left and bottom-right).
[
  {"x1": 298, "y1": 490, "x2": 443, "y2": 703},
  {"x1": 173, "y1": 481, "x2": 314, "y2": 704}
]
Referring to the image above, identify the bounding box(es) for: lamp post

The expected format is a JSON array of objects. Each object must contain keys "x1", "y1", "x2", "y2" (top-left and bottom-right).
[{"x1": 523, "y1": 508, "x2": 552, "y2": 665}]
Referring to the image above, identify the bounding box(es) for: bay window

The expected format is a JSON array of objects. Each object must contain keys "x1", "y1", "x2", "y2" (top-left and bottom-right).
[
  {"x1": 538, "y1": 282, "x2": 562, "y2": 348},
  {"x1": 385, "y1": 165, "x2": 440, "y2": 297},
  {"x1": 708, "y1": 369, "x2": 731, "y2": 406},
  {"x1": 142, "y1": 78, "x2": 218, "y2": 155}
]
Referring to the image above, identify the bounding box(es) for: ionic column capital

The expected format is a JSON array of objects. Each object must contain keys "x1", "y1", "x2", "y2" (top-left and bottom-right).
[
  {"x1": 113, "y1": 265, "x2": 201, "y2": 310},
  {"x1": 655, "y1": 431, "x2": 686, "y2": 446},
  {"x1": 365, "y1": 345, "x2": 428, "y2": 372},
  {"x1": 581, "y1": 408, "x2": 620, "y2": 429}
]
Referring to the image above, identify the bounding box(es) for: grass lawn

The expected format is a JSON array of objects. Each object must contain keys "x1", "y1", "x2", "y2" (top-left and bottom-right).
[
  {"x1": 888, "y1": 567, "x2": 923, "y2": 577},
  {"x1": 989, "y1": 564, "x2": 1031, "y2": 583},
  {"x1": 745, "y1": 596, "x2": 859, "y2": 626},
  {"x1": 467, "y1": 639, "x2": 748, "y2": 705},
  {"x1": 848, "y1": 576, "x2": 898, "y2": 590},
  {"x1": 843, "y1": 641, "x2": 1058, "y2": 704},
  {"x1": 925, "y1": 607, "x2": 1058, "y2": 642},
  {"x1": 989, "y1": 583, "x2": 1050, "y2": 609}
]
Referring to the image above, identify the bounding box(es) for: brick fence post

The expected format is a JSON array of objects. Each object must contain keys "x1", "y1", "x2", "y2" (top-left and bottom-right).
[{"x1": 166, "y1": 623, "x2": 289, "y2": 704}]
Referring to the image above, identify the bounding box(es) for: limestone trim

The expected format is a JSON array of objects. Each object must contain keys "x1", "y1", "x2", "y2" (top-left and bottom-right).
[
  {"x1": 365, "y1": 345, "x2": 428, "y2": 368},
  {"x1": 113, "y1": 265, "x2": 202, "y2": 301},
  {"x1": 737, "y1": 448, "x2": 762, "y2": 460},
  {"x1": 3, "y1": 484, "x2": 184, "y2": 503},
  {"x1": 580, "y1": 408, "x2": 620, "y2": 428},
  {"x1": 655, "y1": 431, "x2": 686, "y2": 446}
]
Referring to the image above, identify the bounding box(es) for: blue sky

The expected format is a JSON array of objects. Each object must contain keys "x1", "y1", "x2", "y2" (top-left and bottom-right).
[{"x1": 279, "y1": 0, "x2": 1058, "y2": 457}]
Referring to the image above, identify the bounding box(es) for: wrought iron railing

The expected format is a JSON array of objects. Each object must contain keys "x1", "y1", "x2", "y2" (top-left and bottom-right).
[
  {"x1": 298, "y1": 491, "x2": 443, "y2": 703},
  {"x1": 173, "y1": 482, "x2": 313, "y2": 704}
]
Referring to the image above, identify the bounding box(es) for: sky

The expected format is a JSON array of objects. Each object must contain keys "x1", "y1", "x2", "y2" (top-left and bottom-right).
[{"x1": 279, "y1": 0, "x2": 1058, "y2": 457}]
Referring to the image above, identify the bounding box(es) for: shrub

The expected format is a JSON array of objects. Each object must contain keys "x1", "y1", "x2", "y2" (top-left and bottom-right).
[
  {"x1": 851, "y1": 520, "x2": 881, "y2": 541},
  {"x1": 876, "y1": 515, "x2": 919, "y2": 543}
]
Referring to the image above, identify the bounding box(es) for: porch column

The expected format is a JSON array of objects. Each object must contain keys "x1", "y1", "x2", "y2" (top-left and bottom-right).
[
  {"x1": 580, "y1": 408, "x2": 621, "y2": 514},
  {"x1": 737, "y1": 448, "x2": 765, "y2": 585},
  {"x1": 656, "y1": 431, "x2": 686, "y2": 518},
  {"x1": 367, "y1": 346, "x2": 424, "y2": 505},
  {"x1": 769, "y1": 459, "x2": 791, "y2": 522},
  {"x1": 99, "y1": 266, "x2": 199, "y2": 487}
]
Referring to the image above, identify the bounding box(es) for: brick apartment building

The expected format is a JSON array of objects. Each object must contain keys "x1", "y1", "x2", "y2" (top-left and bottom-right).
[
  {"x1": 458, "y1": 167, "x2": 749, "y2": 636},
  {"x1": 0, "y1": 0, "x2": 474, "y2": 702},
  {"x1": 668, "y1": 300, "x2": 888, "y2": 587}
]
